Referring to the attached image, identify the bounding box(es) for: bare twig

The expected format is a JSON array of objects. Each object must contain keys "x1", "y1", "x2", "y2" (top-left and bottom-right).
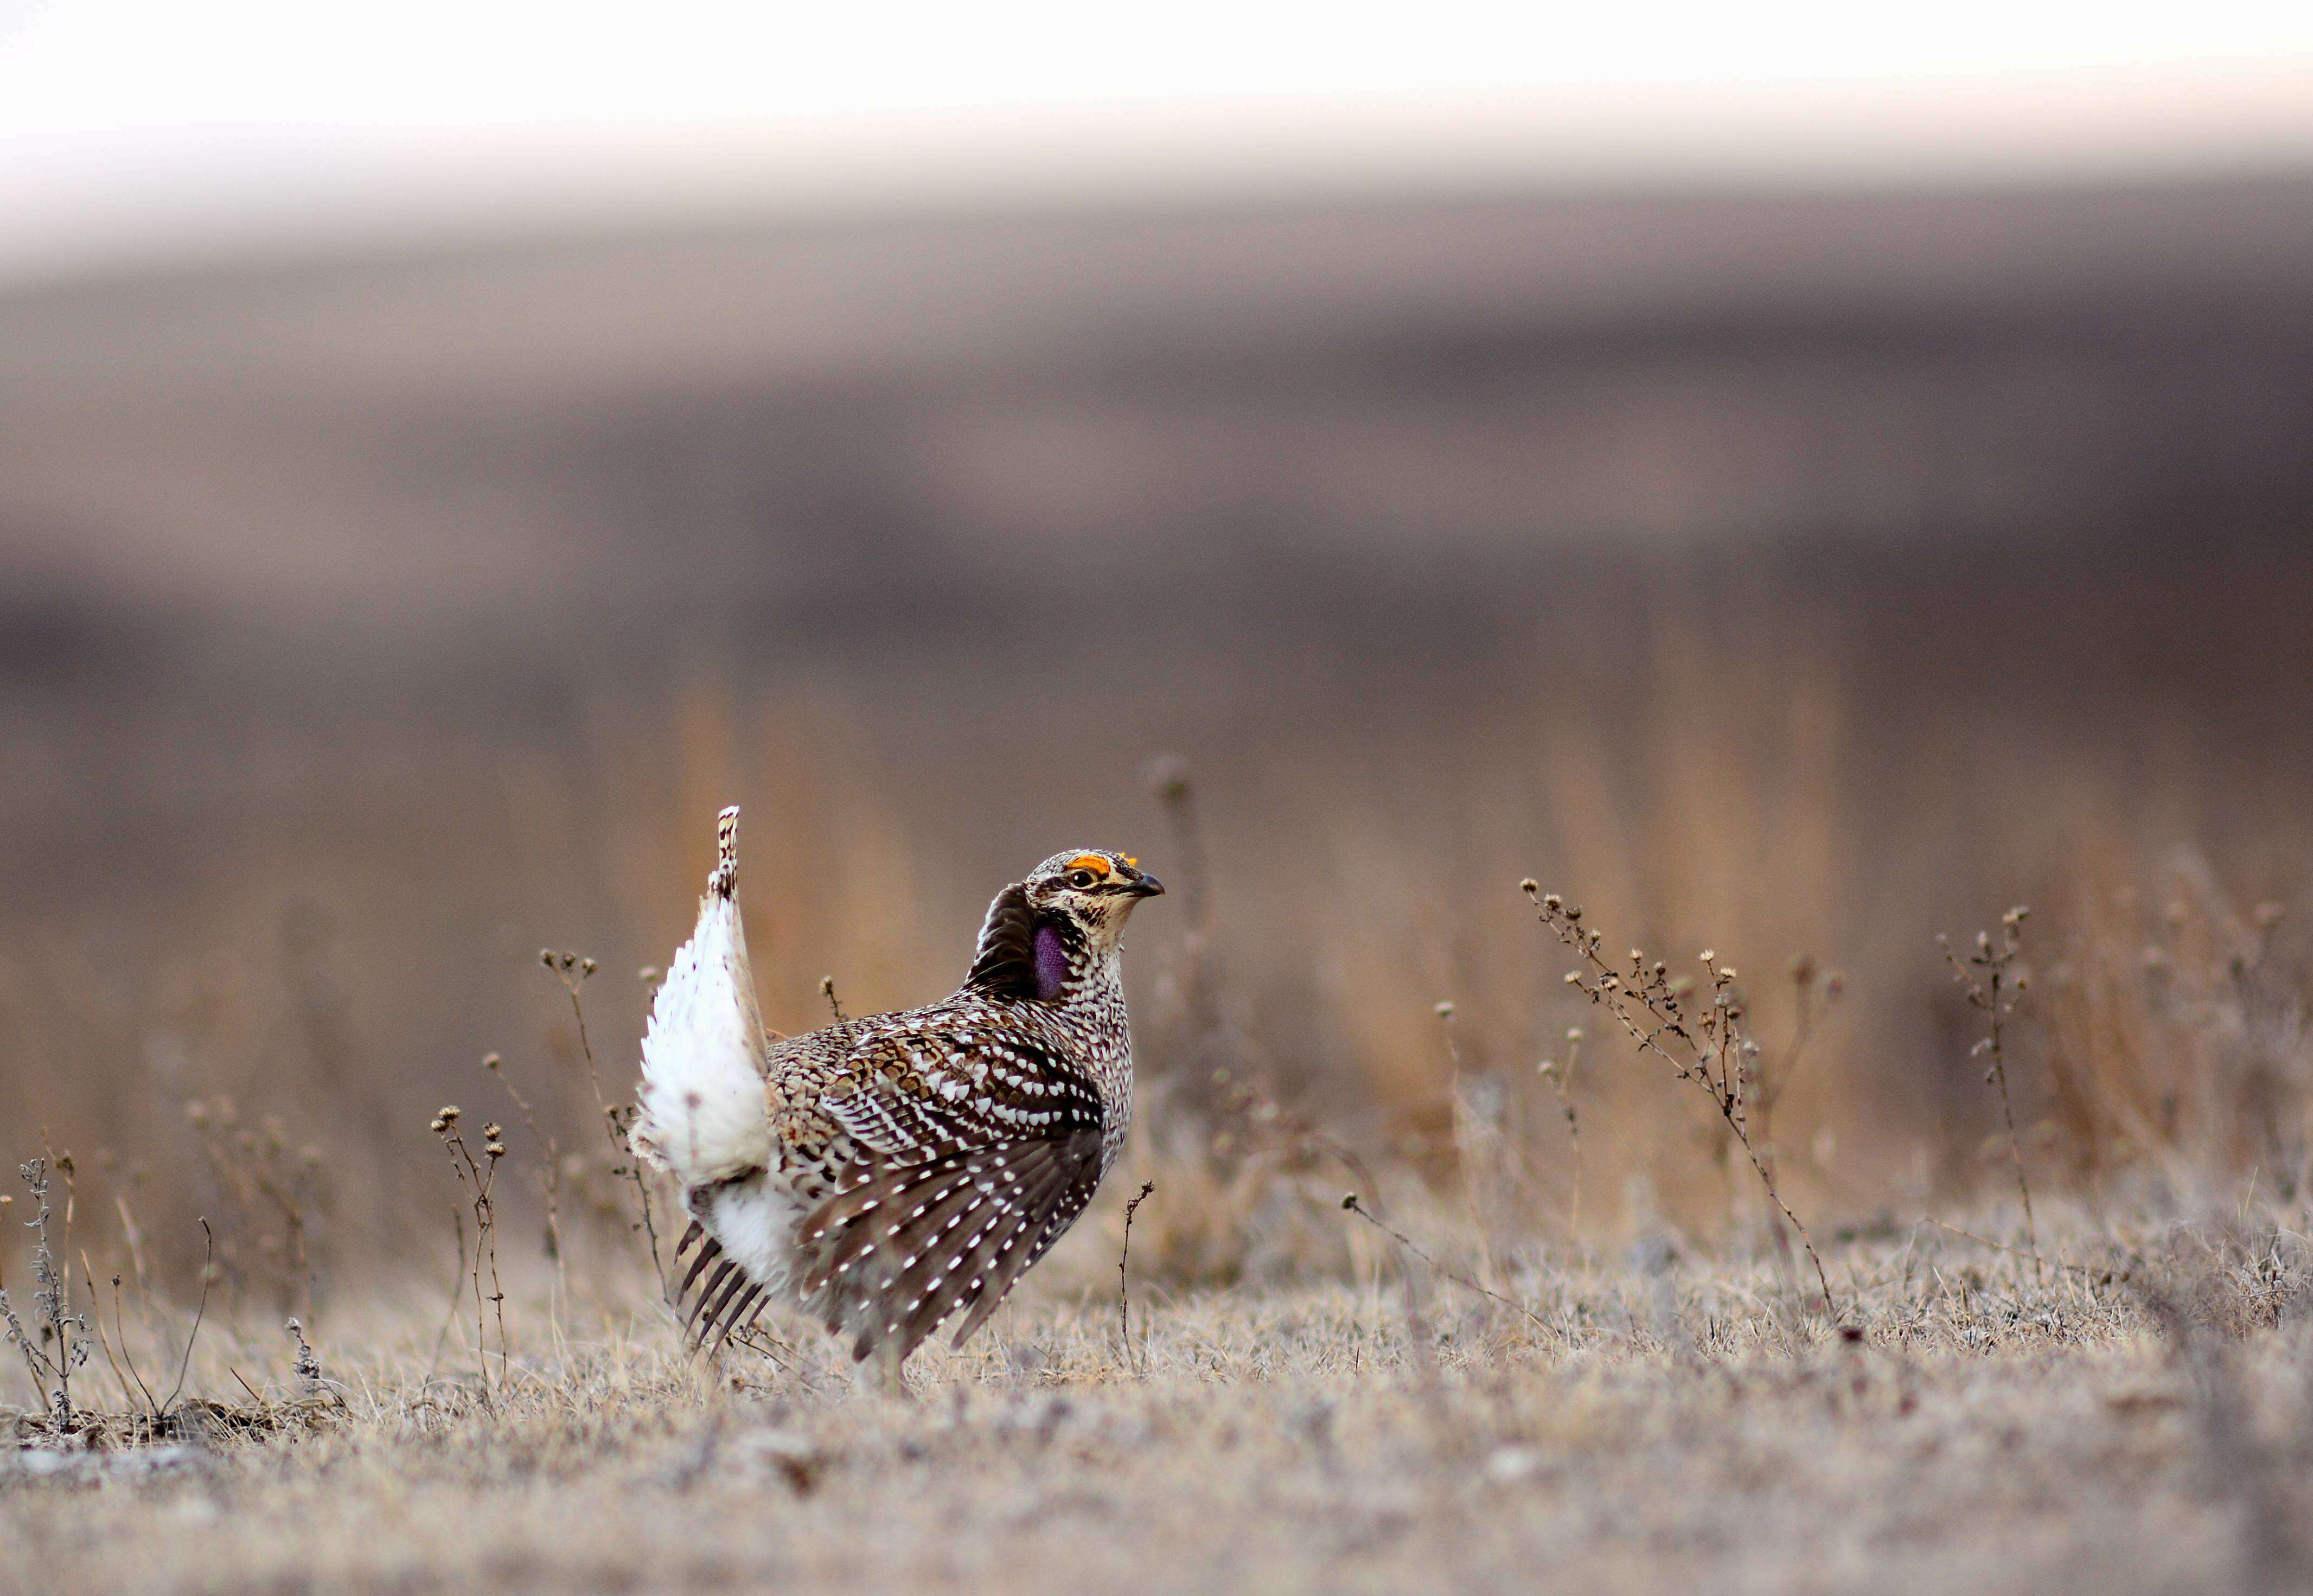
[
  {"x1": 820, "y1": 976, "x2": 848, "y2": 1024},
  {"x1": 1117, "y1": 1181, "x2": 1156, "y2": 1376}
]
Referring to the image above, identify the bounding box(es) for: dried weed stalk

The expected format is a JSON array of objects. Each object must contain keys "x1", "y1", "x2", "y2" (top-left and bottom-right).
[
  {"x1": 542, "y1": 949, "x2": 668, "y2": 1297},
  {"x1": 1940, "y1": 908, "x2": 2041, "y2": 1282},
  {"x1": 1340, "y1": 1192, "x2": 1555, "y2": 1340},
  {"x1": 1522, "y1": 882, "x2": 1838, "y2": 1320},
  {"x1": 1, "y1": 1157, "x2": 92, "y2": 1433},
  {"x1": 429, "y1": 1105, "x2": 508, "y2": 1397}
]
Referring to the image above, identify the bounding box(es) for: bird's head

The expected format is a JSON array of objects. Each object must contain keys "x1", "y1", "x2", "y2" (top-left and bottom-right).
[
  {"x1": 965, "y1": 850, "x2": 1163, "y2": 1002},
  {"x1": 1023, "y1": 851, "x2": 1165, "y2": 949}
]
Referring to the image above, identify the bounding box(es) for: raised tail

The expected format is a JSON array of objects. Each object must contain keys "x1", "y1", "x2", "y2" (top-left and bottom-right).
[{"x1": 634, "y1": 806, "x2": 773, "y2": 1191}]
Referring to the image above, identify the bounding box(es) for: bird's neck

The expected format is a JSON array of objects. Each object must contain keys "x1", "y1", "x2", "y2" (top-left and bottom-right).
[{"x1": 1059, "y1": 942, "x2": 1134, "y2": 1169}]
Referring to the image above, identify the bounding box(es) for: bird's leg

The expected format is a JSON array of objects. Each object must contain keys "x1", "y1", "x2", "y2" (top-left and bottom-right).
[{"x1": 851, "y1": 1340, "x2": 910, "y2": 1400}]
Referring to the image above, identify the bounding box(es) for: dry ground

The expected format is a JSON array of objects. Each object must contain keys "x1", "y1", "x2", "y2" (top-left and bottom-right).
[{"x1": 9, "y1": 1204, "x2": 2313, "y2": 1596}]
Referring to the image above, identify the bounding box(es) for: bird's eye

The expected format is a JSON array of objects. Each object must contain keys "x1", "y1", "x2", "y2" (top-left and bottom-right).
[{"x1": 1068, "y1": 869, "x2": 1097, "y2": 889}]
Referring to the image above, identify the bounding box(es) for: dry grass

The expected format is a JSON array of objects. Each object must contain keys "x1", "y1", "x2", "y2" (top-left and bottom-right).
[
  {"x1": 6, "y1": 567, "x2": 2313, "y2": 1591},
  {"x1": 9, "y1": 1199, "x2": 2313, "y2": 1595}
]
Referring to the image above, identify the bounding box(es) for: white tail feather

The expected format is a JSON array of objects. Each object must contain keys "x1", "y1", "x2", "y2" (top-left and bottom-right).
[{"x1": 634, "y1": 806, "x2": 773, "y2": 1189}]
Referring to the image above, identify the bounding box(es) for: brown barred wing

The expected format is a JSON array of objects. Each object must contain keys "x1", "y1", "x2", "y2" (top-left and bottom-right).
[{"x1": 797, "y1": 1126, "x2": 1104, "y2": 1364}]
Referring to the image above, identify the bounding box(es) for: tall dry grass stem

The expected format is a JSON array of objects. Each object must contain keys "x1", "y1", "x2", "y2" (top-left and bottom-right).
[{"x1": 1538, "y1": 1027, "x2": 1583, "y2": 1239}]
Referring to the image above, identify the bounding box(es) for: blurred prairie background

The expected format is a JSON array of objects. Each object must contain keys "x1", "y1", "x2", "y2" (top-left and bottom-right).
[{"x1": 5, "y1": 1, "x2": 2313, "y2": 1315}]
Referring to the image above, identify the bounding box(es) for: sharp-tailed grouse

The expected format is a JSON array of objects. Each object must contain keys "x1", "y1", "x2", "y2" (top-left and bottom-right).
[{"x1": 633, "y1": 807, "x2": 1161, "y2": 1388}]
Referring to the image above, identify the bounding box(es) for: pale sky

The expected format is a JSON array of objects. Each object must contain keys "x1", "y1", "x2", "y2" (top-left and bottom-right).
[{"x1": 3, "y1": 0, "x2": 2312, "y2": 283}]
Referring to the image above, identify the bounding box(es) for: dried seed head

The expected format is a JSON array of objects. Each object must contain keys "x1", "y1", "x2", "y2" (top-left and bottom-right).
[
  {"x1": 1566, "y1": 1026, "x2": 1582, "y2": 1041},
  {"x1": 1434, "y1": 1000, "x2": 1455, "y2": 1018},
  {"x1": 559, "y1": 952, "x2": 578, "y2": 971},
  {"x1": 1541, "y1": 893, "x2": 1563, "y2": 911},
  {"x1": 1716, "y1": 967, "x2": 1737, "y2": 982},
  {"x1": 1563, "y1": 905, "x2": 1582, "y2": 922},
  {"x1": 1146, "y1": 754, "x2": 1193, "y2": 801},
  {"x1": 1699, "y1": 948, "x2": 1716, "y2": 964},
  {"x1": 485, "y1": 1142, "x2": 507, "y2": 1159},
  {"x1": 439, "y1": 1105, "x2": 460, "y2": 1122},
  {"x1": 482, "y1": 1122, "x2": 503, "y2": 1141},
  {"x1": 579, "y1": 957, "x2": 597, "y2": 976},
  {"x1": 1537, "y1": 1059, "x2": 1555, "y2": 1075},
  {"x1": 1519, "y1": 878, "x2": 1539, "y2": 895},
  {"x1": 539, "y1": 948, "x2": 555, "y2": 967},
  {"x1": 639, "y1": 966, "x2": 662, "y2": 984},
  {"x1": 482, "y1": 1053, "x2": 502, "y2": 1070},
  {"x1": 2003, "y1": 906, "x2": 2029, "y2": 927},
  {"x1": 1563, "y1": 971, "x2": 1582, "y2": 986}
]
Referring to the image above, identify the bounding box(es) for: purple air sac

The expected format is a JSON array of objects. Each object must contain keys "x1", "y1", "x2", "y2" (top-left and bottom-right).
[{"x1": 1033, "y1": 923, "x2": 1070, "y2": 1000}]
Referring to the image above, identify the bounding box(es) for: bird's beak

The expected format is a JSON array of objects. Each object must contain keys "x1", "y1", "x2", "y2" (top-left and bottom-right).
[{"x1": 1123, "y1": 872, "x2": 1165, "y2": 898}]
